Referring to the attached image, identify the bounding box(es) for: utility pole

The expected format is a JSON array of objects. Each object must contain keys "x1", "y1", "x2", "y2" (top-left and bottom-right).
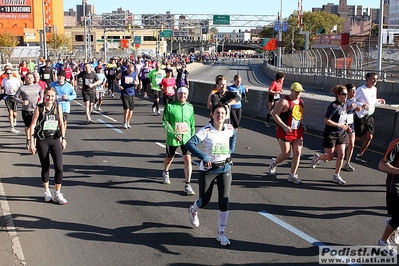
[
  {"x1": 83, "y1": 0, "x2": 87, "y2": 61},
  {"x1": 277, "y1": 0, "x2": 282, "y2": 67},
  {"x1": 376, "y1": 0, "x2": 384, "y2": 74},
  {"x1": 41, "y1": 0, "x2": 47, "y2": 60}
]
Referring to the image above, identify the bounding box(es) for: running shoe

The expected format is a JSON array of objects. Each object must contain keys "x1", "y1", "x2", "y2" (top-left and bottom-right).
[
  {"x1": 98, "y1": 107, "x2": 102, "y2": 112},
  {"x1": 162, "y1": 171, "x2": 170, "y2": 184},
  {"x1": 269, "y1": 158, "x2": 277, "y2": 175},
  {"x1": 152, "y1": 106, "x2": 156, "y2": 113},
  {"x1": 127, "y1": 123, "x2": 131, "y2": 129},
  {"x1": 264, "y1": 122, "x2": 271, "y2": 128},
  {"x1": 333, "y1": 174, "x2": 346, "y2": 185},
  {"x1": 377, "y1": 239, "x2": 397, "y2": 254},
  {"x1": 342, "y1": 163, "x2": 355, "y2": 172},
  {"x1": 287, "y1": 173, "x2": 302, "y2": 184},
  {"x1": 144, "y1": 95, "x2": 149, "y2": 100},
  {"x1": 87, "y1": 120, "x2": 92, "y2": 125},
  {"x1": 385, "y1": 218, "x2": 399, "y2": 246},
  {"x1": 188, "y1": 206, "x2": 199, "y2": 228},
  {"x1": 43, "y1": 190, "x2": 53, "y2": 202},
  {"x1": 111, "y1": 93, "x2": 115, "y2": 98},
  {"x1": 10, "y1": 127, "x2": 19, "y2": 134},
  {"x1": 184, "y1": 184, "x2": 195, "y2": 195},
  {"x1": 216, "y1": 232, "x2": 231, "y2": 246},
  {"x1": 93, "y1": 103, "x2": 97, "y2": 109},
  {"x1": 54, "y1": 192, "x2": 67, "y2": 205},
  {"x1": 355, "y1": 154, "x2": 368, "y2": 163},
  {"x1": 310, "y1": 153, "x2": 320, "y2": 169},
  {"x1": 123, "y1": 122, "x2": 128, "y2": 129},
  {"x1": 157, "y1": 110, "x2": 161, "y2": 116}
]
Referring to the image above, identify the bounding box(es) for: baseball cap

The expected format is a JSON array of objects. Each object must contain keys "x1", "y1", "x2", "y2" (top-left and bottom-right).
[{"x1": 290, "y1": 82, "x2": 304, "y2": 92}]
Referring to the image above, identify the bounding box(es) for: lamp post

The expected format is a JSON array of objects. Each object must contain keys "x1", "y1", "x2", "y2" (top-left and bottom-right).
[
  {"x1": 276, "y1": 0, "x2": 283, "y2": 67},
  {"x1": 42, "y1": 0, "x2": 47, "y2": 60},
  {"x1": 376, "y1": 0, "x2": 384, "y2": 74},
  {"x1": 83, "y1": 0, "x2": 87, "y2": 61}
]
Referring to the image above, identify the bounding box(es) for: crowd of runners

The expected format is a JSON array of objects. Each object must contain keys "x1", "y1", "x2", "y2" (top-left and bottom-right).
[{"x1": 1, "y1": 55, "x2": 398, "y2": 250}]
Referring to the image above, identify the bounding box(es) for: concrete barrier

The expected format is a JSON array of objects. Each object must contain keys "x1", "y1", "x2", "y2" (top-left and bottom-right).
[{"x1": 188, "y1": 77, "x2": 399, "y2": 152}]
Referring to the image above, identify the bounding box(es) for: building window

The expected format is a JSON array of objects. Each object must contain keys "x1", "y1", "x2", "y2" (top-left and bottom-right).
[{"x1": 75, "y1": 35, "x2": 84, "y2": 42}]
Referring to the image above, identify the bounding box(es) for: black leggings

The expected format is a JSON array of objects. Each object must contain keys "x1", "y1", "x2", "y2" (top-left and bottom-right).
[
  {"x1": 36, "y1": 138, "x2": 63, "y2": 184},
  {"x1": 230, "y1": 108, "x2": 242, "y2": 129},
  {"x1": 107, "y1": 78, "x2": 116, "y2": 94},
  {"x1": 197, "y1": 169, "x2": 232, "y2": 212}
]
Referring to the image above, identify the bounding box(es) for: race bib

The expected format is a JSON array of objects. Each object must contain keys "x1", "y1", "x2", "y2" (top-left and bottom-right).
[
  {"x1": 273, "y1": 94, "x2": 280, "y2": 100},
  {"x1": 109, "y1": 69, "x2": 115, "y2": 75},
  {"x1": 125, "y1": 76, "x2": 134, "y2": 84},
  {"x1": 43, "y1": 74, "x2": 50, "y2": 79},
  {"x1": 22, "y1": 71, "x2": 28, "y2": 76},
  {"x1": 174, "y1": 122, "x2": 188, "y2": 134},
  {"x1": 346, "y1": 113, "x2": 354, "y2": 124},
  {"x1": 291, "y1": 118, "x2": 301, "y2": 130},
  {"x1": 43, "y1": 120, "x2": 58, "y2": 131},
  {"x1": 211, "y1": 140, "x2": 229, "y2": 156},
  {"x1": 165, "y1": 86, "x2": 175, "y2": 96},
  {"x1": 85, "y1": 78, "x2": 93, "y2": 85}
]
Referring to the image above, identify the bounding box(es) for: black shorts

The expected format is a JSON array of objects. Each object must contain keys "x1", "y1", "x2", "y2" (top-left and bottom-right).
[
  {"x1": 268, "y1": 93, "x2": 281, "y2": 103},
  {"x1": 166, "y1": 145, "x2": 190, "y2": 158},
  {"x1": 121, "y1": 95, "x2": 135, "y2": 110},
  {"x1": 5, "y1": 96, "x2": 17, "y2": 112},
  {"x1": 82, "y1": 91, "x2": 96, "y2": 103},
  {"x1": 323, "y1": 131, "x2": 348, "y2": 148},
  {"x1": 63, "y1": 112, "x2": 69, "y2": 122},
  {"x1": 354, "y1": 114, "x2": 374, "y2": 138},
  {"x1": 22, "y1": 110, "x2": 34, "y2": 127}
]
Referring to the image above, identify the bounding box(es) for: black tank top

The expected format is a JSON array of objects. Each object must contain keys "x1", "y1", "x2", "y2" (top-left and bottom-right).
[{"x1": 35, "y1": 103, "x2": 59, "y2": 139}]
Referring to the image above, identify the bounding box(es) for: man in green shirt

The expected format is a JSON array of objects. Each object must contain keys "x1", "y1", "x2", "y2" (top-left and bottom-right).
[
  {"x1": 147, "y1": 62, "x2": 165, "y2": 115},
  {"x1": 162, "y1": 86, "x2": 195, "y2": 195},
  {"x1": 27, "y1": 59, "x2": 36, "y2": 73}
]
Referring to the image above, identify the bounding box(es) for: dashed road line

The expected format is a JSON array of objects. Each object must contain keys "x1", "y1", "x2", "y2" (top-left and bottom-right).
[
  {"x1": 259, "y1": 210, "x2": 361, "y2": 266},
  {"x1": 97, "y1": 119, "x2": 123, "y2": 133}
]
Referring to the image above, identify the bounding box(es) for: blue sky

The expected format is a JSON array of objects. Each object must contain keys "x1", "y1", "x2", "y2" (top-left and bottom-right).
[{"x1": 65, "y1": 0, "x2": 380, "y2": 18}]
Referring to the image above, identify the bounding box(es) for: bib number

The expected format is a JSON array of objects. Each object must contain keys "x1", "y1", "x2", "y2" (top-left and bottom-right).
[
  {"x1": 43, "y1": 120, "x2": 58, "y2": 131},
  {"x1": 174, "y1": 122, "x2": 188, "y2": 134}
]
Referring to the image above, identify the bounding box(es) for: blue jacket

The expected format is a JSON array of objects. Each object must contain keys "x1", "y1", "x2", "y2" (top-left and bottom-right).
[{"x1": 51, "y1": 81, "x2": 77, "y2": 114}]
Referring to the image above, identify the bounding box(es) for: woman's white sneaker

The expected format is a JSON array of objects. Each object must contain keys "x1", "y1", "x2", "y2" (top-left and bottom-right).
[
  {"x1": 216, "y1": 232, "x2": 230, "y2": 246},
  {"x1": 54, "y1": 192, "x2": 68, "y2": 205}
]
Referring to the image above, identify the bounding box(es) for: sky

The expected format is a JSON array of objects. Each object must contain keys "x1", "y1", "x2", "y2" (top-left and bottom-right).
[{"x1": 65, "y1": 0, "x2": 380, "y2": 18}]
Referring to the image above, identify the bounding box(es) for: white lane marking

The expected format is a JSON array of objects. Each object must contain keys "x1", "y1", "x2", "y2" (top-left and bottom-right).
[
  {"x1": 155, "y1": 142, "x2": 199, "y2": 165},
  {"x1": 73, "y1": 100, "x2": 118, "y2": 122},
  {"x1": 259, "y1": 210, "x2": 361, "y2": 266},
  {"x1": 97, "y1": 119, "x2": 124, "y2": 133},
  {"x1": 0, "y1": 179, "x2": 26, "y2": 264}
]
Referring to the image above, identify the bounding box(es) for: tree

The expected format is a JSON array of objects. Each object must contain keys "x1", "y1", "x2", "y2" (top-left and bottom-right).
[
  {"x1": 47, "y1": 33, "x2": 72, "y2": 58},
  {"x1": 284, "y1": 11, "x2": 345, "y2": 50},
  {"x1": 0, "y1": 31, "x2": 19, "y2": 62}
]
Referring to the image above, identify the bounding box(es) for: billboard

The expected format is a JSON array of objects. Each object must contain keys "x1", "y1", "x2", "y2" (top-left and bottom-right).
[
  {"x1": 312, "y1": 33, "x2": 349, "y2": 48},
  {"x1": 0, "y1": 0, "x2": 32, "y2": 20}
]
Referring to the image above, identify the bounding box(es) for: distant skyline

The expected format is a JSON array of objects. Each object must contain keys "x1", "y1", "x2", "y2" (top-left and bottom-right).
[{"x1": 65, "y1": 0, "x2": 380, "y2": 19}]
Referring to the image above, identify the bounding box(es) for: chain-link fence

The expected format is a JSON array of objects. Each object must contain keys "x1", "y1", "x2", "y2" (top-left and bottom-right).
[{"x1": 281, "y1": 45, "x2": 399, "y2": 81}]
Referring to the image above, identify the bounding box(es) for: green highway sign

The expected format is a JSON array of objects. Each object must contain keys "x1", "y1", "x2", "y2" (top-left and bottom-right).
[
  {"x1": 134, "y1": 36, "x2": 141, "y2": 44},
  {"x1": 160, "y1": 30, "x2": 173, "y2": 38},
  {"x1": 213, "y1": 15, "x2": 230, "y2": 25},
  {"x1": 97, "y1": 39, "x2": 104, "y2": 43}
]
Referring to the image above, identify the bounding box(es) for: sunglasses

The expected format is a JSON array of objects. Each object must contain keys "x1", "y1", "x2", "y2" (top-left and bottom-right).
[{"x1": 339, "y1": 93, "x2": 348, "y2": 96}]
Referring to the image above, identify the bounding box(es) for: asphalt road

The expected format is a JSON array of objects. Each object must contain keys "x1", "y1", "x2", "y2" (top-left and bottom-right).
[{"x1": 0, "y1": 62, "x2": 390, "y2": 266}]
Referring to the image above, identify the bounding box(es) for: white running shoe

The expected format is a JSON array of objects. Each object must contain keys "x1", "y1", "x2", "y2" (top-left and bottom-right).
[
  {"x1": 310, "y1": 153, "x2": 320, "y2": 169},
  {"x1": 127, "y1": 123, "x2": 131, "y2": 129},
  {"x1": 157, "y1": 110, "x2": 161, "y2": 116},
  {"x1": 162, "y1": 171, "x2": 170, "y2": 184},
  {"x1": 333, "y1": 174, "x2": 346, "y2": 185},
  {"x1": 385, "y1": 218, "x2": 399, "y2": 247},
  {"x1": 98, "y1": 107, "x2": 102, "y2": 112},
  {"x1": 287, "y1": 173, "x2": 302, "y2": 184},
  {"x1": 10, "y1": 127, "x2": 19, "y2": 134},
  {"x1": 188, "y1": 206, "x2": 199, "y2": 228},
  {"x1": 123, "y1": 122, "x2": 128, "y2": 129},
  {"x1": 93, "y1": 103, "x2": 97, "y2": 109},
  {"x1": 152, "y1": 107, "x2": 156, "y2": 113},
  {"x1": 54, "y1": 192, "x2": 67, "y2": 205},
  {"x1": 216, "y1": 232, "x2": 231, "y2": 246},
  {"x1": 269, "y1": 158, "x2": 277, "y2": 175},
  {"x1": 43, "y1": 190, "x2": 53, "y2": 202},
  {"x1": 184, "y1": 184, "x2": 195, "y2": 195}
]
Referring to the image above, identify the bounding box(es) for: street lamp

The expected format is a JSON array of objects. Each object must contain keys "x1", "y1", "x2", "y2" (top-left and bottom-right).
[
  {"x1": 41, "y1": 0, "x2": 47, "y2": 60},
  {"x1": 277, "y1": 0, "x2": 282, "y2": 67}
]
